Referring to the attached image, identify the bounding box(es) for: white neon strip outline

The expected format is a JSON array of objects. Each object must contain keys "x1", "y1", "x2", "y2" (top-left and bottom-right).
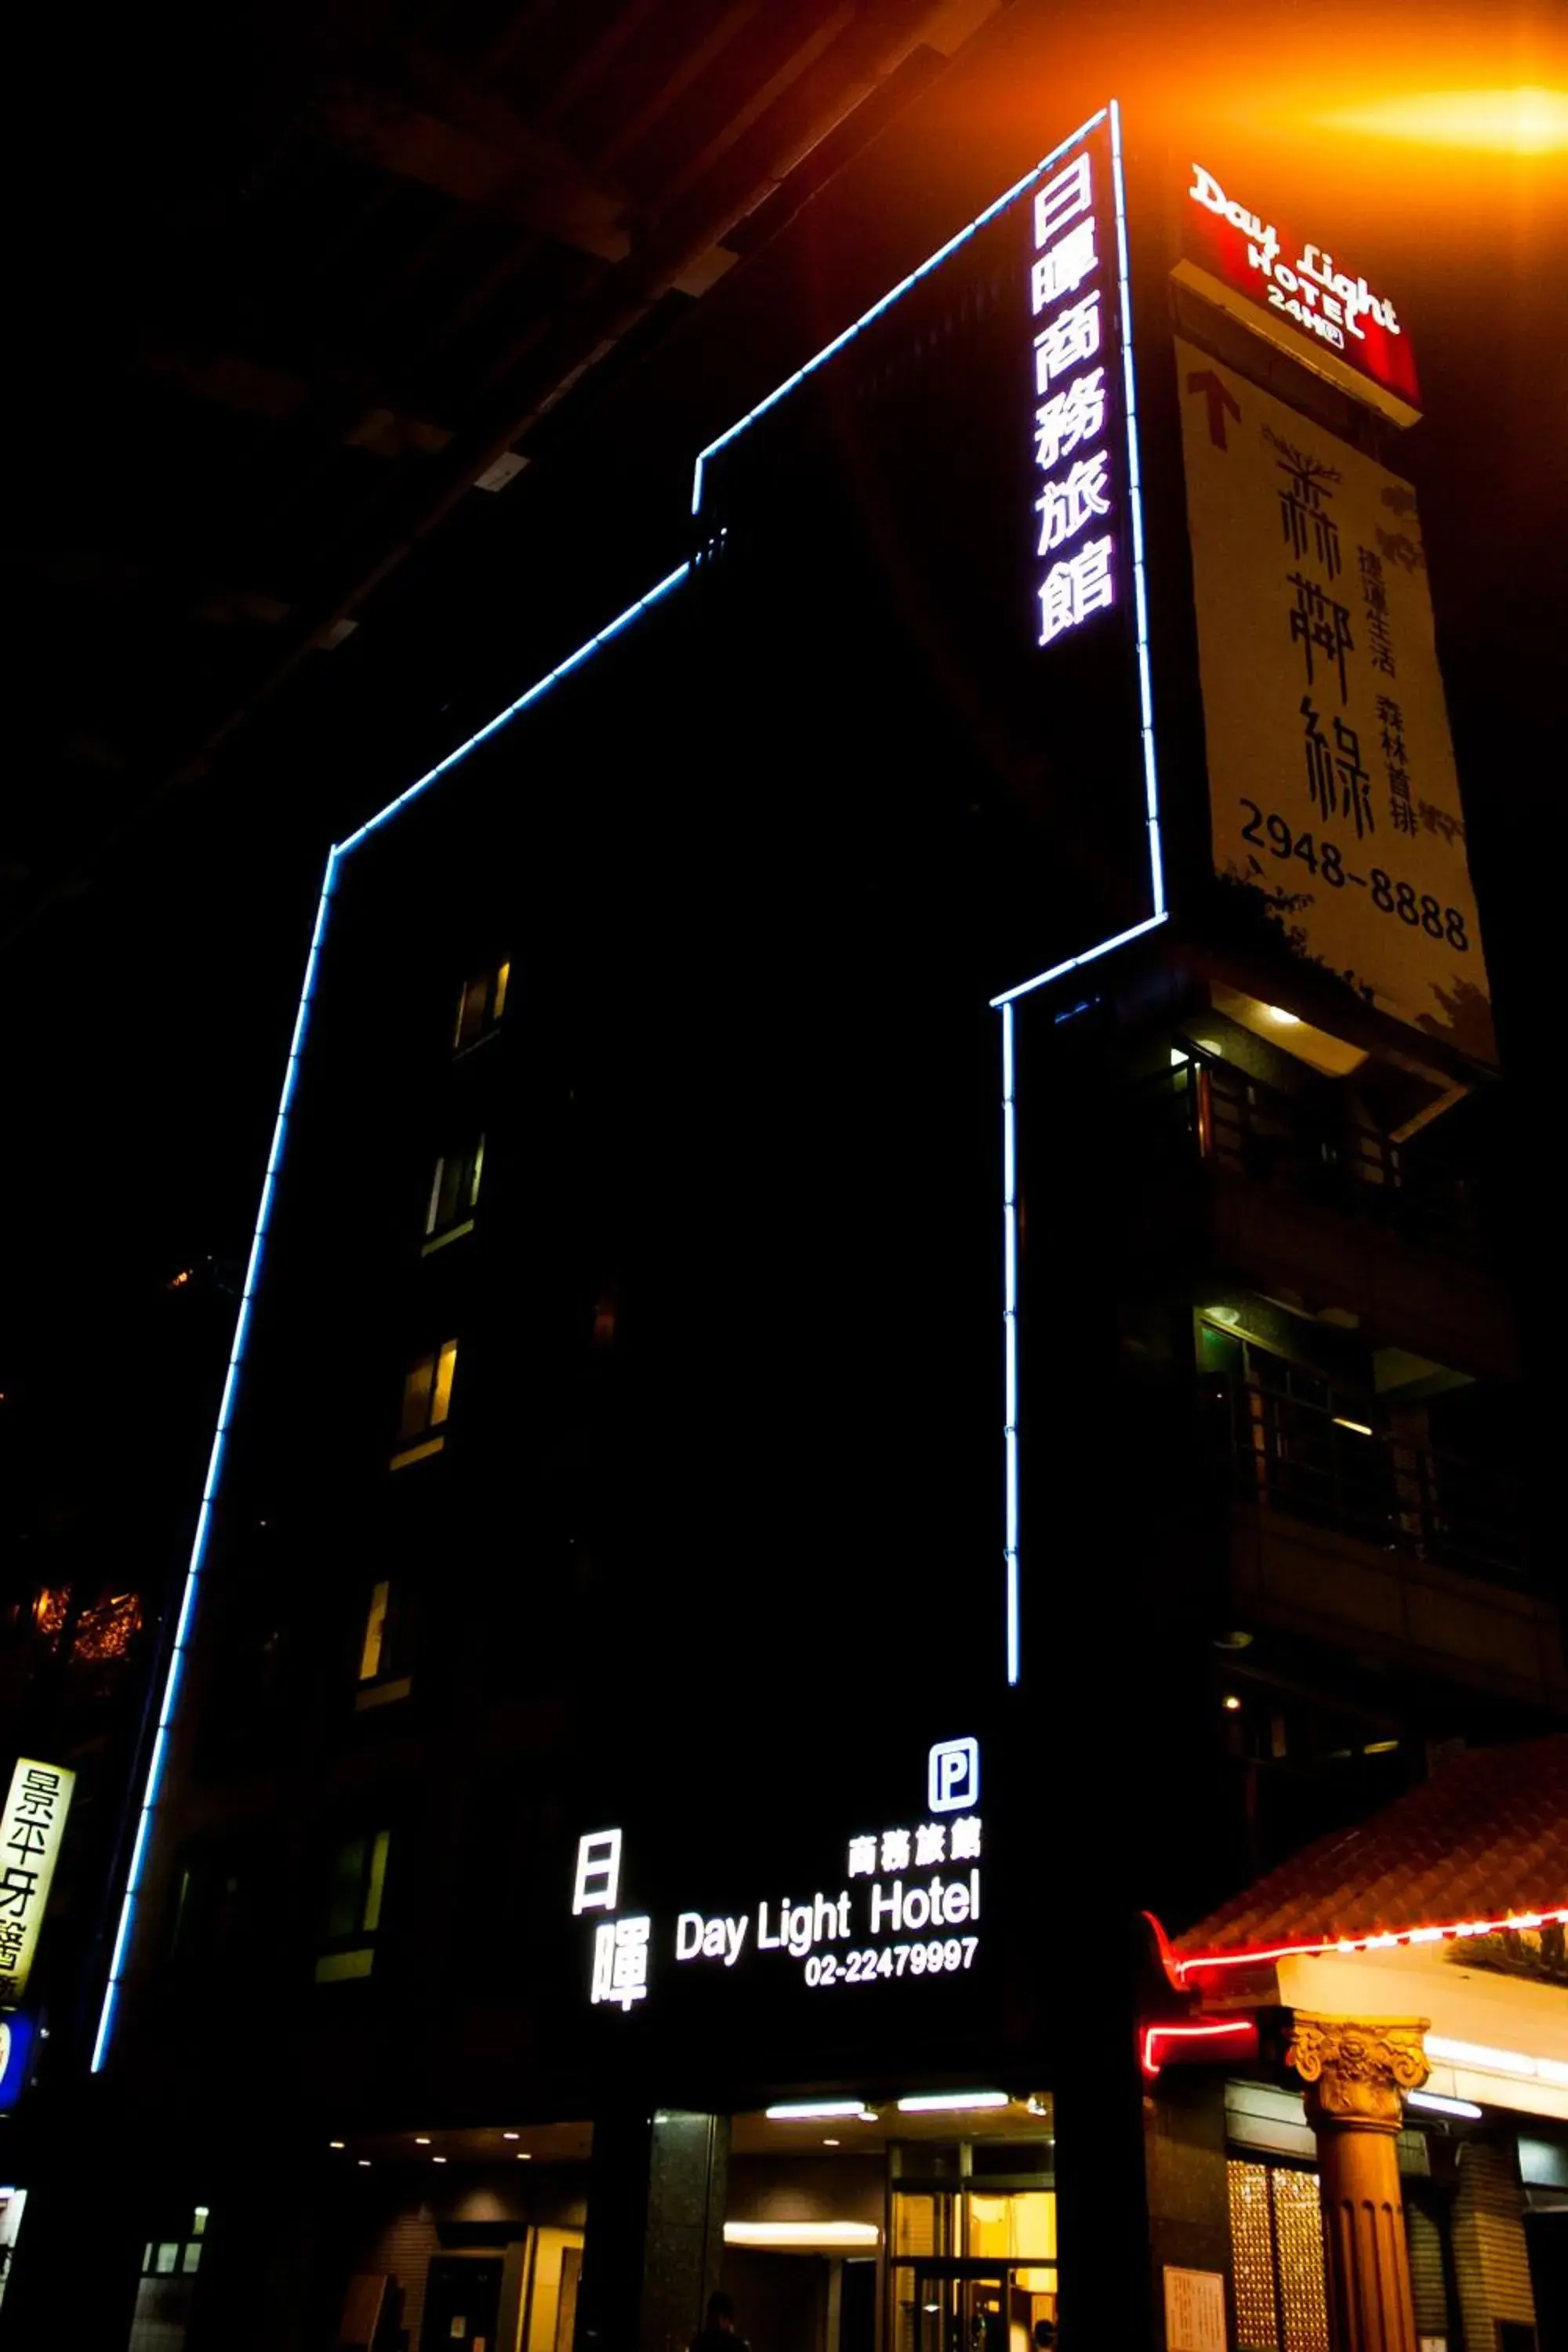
[
  {"x1": 688, "y1": 109, "x2": 1109, "y2": 519},
  {"x1": 337, "y1": 563, "x2": 691, "y2": 855},
  {"x1": 91, "y1": 565, "x2": 693, "y2": 2073},
  {"x1": 92, "y1": 846, "x2": 343, "y2": 2072},
  {"x1": 1001, "y1": 1002, "x2": 1020, "y2": 1686},
  {"x1": 994, "y1": 105, "x2": 1171, "y2": 1683},
  {"x1": 1109, "y1": 97, "x2": 1164, "y2": 924}
]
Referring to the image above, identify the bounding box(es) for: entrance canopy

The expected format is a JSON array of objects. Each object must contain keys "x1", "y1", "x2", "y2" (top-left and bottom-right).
[{"x1": 1163, "y1": 1734, "x2": 1568, "y2": 2122}]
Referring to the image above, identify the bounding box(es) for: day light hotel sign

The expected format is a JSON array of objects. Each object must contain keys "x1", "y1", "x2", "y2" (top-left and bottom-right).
[
  {"x1": 1179, "y1": 165, "x2": 1420, "y2": 423},
  {"x1": 571, "y1": 1737, "x2": 985, "y2": 2015},
  {"x1": 0, "y1": 1756, "x2": 74, "y2": 2006}
]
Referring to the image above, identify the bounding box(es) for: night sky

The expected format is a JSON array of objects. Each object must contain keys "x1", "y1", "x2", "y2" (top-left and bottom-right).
[{"x1": 2, "y1": 1, "x2": 1564, "y2": 1543}]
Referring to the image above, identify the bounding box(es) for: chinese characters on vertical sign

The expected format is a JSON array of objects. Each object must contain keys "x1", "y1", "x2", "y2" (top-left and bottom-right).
[
  {"x1": 1028, "y1": 132, "x2": 1122, "y2": 649},
  {"x1": 570, "y1": 1825, "x2": 652, "y2": 2013},
  {"x1": 1176, "y1": 340, "x2": 1494, "y2": 1059},
  {"x1": 0, "y1": 1757, "x2": 75, "y2": 2006}
]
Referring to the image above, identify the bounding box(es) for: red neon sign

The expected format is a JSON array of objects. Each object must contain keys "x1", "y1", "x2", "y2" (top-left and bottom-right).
[
  {"x1": 1141, "y1": 2018, "x2": 1259, "y2": 2080},
  {"x1": 1182, "y1": 165, "x2": 1419, "y2": 413},
  {"x1": 1168, "y1": 1903, "x2": 1568, "y2": 1981}
]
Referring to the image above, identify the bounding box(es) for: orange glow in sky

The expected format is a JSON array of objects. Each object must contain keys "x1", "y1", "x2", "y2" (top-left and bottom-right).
[{"x1": 1319, "y1": 86, "x2": 1568, "y2": 154}]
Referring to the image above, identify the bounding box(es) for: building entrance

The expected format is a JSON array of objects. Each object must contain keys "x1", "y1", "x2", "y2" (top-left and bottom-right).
[
  {"x1": 419, "y1": 2253, "x2": 503, "y2": 2352},
  {"x1": 903, "y1": 2259, "x2": 1054, "y2": 2352}
]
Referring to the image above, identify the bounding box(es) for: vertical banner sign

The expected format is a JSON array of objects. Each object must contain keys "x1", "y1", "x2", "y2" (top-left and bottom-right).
[
  {"x1": 0, "y1": 1758, "x2": 75, "y2": 2005},
  {"x1": 1028, "y1": 125, "x2": 1127, "y2": 653},
  {"x1": 1176, "y1": 339, "x2": 1494, "y2": 1061}
]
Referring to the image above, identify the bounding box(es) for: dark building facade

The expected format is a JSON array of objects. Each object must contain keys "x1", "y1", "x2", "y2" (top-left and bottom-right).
[{"x1": 1, "y1": 96, "x2": 1560, "y2": 2352}]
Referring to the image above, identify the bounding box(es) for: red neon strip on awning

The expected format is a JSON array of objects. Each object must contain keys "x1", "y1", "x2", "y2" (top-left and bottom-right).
[{"x1": 1170, "y1": 1904, "x2": 1568, "y2": 1979}]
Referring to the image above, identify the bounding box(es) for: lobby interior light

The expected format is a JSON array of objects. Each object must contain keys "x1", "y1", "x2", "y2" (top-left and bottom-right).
[
  {"x1": 1333, "y1": 1417, "x2": 1374, "y2": 1437},
  {"x1": 415, "y1": 2136, "x2": 432, "y2": 2146},
  {"x1": 1222, "y1": 1694, "x2": 1242, "y2": 1711},
  {"x1": 328, "y1": 2141, "x2": 345, "y2": 2151},
  {"x1": 897, "y1": 2092, "x2": 1010, "y2": 2114},
  {"x1": 724, "y1": 2222, "x2": 880, "y2": 2249},
  {"x1": 1407, "y1": 2089, "x2": 1483, "y2": 2119},
  {"x1": 766, "y1": 2100, "x2": 870, "y2": 2122},
  {"x1": 503, "y1": 2132, "x2": 521, "y2": 2141}
]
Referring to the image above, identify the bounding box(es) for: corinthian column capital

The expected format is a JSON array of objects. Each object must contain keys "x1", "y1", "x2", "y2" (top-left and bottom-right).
[{"x1": 1287, "y1": 2011, "x2": 1431, "y2": 2130}]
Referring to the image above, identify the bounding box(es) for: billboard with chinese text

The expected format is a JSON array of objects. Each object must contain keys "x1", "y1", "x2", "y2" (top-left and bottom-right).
[
  {"x1": 0, "y1": 1756, "x2": 74, "y2": 2007},
  {"x1": 1176, "y1": 339, "x2": 1494, "y2": 1062}
]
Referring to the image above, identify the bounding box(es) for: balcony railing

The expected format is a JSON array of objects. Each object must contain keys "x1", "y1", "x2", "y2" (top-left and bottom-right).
[
  {"x1": 1207, "y1": 1373, "x2": 1527, "y2": 1588},
  {"x1": 1141, "y1": 1049, "x2": 1484, "y2": 1252}
]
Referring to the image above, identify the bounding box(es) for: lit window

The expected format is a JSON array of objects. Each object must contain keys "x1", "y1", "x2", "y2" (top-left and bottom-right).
[
  {"x1": 315, "y1": 1829, "x2": 392, "y2": 1984},
  {"x1": 422, "y1": 1135, "x2": 485, "y2": 1254},
  {"x1": 453, "y1": 960, "x2": 510, "y2": 1051},
  {"x1": 354, "y1": 1580, "x2": 412, "y2": 1711},
  {"x1": 391, "y1": 1340, "x2": 458, "y2": 1469},
  {"x1": 358, "y1": 1581, "x2": 390, "y2": 1682},
  {"x1": 138, "y1": 2212, "x2": 209, "y2": 2281}
]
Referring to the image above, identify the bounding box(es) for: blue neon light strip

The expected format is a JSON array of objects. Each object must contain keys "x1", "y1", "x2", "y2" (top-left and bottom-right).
[
  {"x1": 92, "y1": 846, "x2": 341, "y2": 2072},
  {"x1": 996, "y1": 101, "x2": 1168, "y2": 1682},
  {"x1": 1001, "y1": 1002, "x2": 1020, "y2": 1686},
  {"x1": 337, "y1": 562, "x2": 691, "y2": 856},
  {"x1": 1109, "y1": 97, "x2": 1165, "y2": 927},
  {"x1": 689, "y1": 109, "x2": 1108, "y2": 519},
  {"x1": 91, "y1": 564, "x2": 692, "y2": 2071}
]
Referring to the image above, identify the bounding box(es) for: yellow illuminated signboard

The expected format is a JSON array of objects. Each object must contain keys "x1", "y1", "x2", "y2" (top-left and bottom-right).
[
  {"x1": 1176, "y1": 339, "x2": 1494, "y2": 1062},
  {"x1": 0, "y1": 1757, "x2": 75, "y2": 2006}
]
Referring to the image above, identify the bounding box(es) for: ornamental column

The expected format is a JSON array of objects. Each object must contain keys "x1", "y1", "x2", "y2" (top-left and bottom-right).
[{"x1": 1287, "y1": 2012, "x2": 1430, "y2": 2352}]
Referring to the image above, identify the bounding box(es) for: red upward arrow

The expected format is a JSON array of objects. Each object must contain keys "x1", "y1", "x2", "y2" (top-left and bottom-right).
[{"x1": 1187, "y1": 368, "x2": 1242, "y2": 450}]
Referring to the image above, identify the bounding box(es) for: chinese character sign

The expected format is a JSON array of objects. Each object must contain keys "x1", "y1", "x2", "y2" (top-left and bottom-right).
[
  {"x1": 1027, "y1": 125, "x2": 1127, "y2": 654},
  {"x1": 0, "y1": 1758, "x2": 75, "y2": 2005},
  {"x1": 572, "y1": 1737, "x2": 988, "y2": 2012},
  {"x1": 1177, "y1": 339, "x2": 1494, "y2": 1060}
]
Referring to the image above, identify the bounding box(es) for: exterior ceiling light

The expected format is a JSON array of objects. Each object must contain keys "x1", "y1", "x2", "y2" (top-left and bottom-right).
[
  {"x1": 896, "y1": 2092, "x2": 1010, "y2": 2114},
  {"x1": 1407, "y1": 2089, "x2": 1482, "y2": 2119},
  {"x1": 724, "y1": 2222, "x2": 880, "y2": 2248},
  {"x1": 1426, "y1": 2034, "x2": 1568, "y2": 2088},
  {"x1": 765, "y1": 2100, "x2": 869, "y2": 2122}
]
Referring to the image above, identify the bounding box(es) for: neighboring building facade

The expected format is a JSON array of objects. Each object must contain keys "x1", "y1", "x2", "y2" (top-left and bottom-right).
[{"x1": 0, "y1": 99, "x2": 1559, "y2": 2352}]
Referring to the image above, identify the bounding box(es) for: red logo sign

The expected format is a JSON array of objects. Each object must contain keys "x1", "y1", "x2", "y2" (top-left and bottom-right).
[{"x1": 1184, "y1": 165, "x2": 1419, "y2": 412}]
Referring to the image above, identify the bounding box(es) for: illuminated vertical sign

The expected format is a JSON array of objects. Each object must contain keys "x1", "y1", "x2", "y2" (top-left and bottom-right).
[
  {"x1": 0, "y1": 1759, "x2": 75, "y2": 2006},
  {"x1": 1029, "y1": 146, "x2": 1118, "y2": 648}
]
